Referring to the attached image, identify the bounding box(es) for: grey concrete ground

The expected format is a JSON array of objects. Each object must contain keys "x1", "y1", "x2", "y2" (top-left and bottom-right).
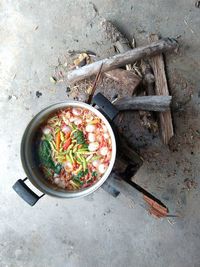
[{"x1": 1, "y1": 0, "x2": 200, "y2": 266}]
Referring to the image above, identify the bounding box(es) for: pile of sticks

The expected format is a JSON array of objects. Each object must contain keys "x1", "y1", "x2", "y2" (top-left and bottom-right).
[{"x1": 66, "y1": 20, "x2": 178, "y2": 145}]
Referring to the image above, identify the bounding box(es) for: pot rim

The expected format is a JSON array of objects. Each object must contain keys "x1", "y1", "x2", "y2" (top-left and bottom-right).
[{"x1": 21, "y1": 100, "x2": 116, "y2": 198}]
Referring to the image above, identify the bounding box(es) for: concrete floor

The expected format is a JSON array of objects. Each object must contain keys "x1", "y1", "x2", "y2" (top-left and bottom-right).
[{"x1": 1, "y1": 0, "x2": 200, "y2": 266}]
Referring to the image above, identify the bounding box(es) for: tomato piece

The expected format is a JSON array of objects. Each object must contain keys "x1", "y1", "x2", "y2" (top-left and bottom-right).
[
  {"x1": 65, "y1": 132, "x2": 71, "y2": 139},
  {"x1": 63, "y1": 138, "x2": 71, "y2": 150},
  {"x1": 73, "y1": 162, "x2": 78, "y2": 169}
]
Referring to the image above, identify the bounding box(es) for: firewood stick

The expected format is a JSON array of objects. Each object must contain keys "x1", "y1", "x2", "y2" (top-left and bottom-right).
[
  {"x1": 149, "y1": 34, "x2": 174, "y2": 144},
  {"x1": 67, "y1": 38, "x2": 179, "y2": 84},
  {"x1": 115, "y1": 95, "x2": 172, "y2": 112},
  {"x1": 87, "y1": 63, "x2": 103, "y2": 104}
]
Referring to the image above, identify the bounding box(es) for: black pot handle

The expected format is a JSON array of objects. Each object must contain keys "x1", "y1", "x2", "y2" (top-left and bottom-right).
[
  {"x1": 92, "y1": 93, "x2": 119, "y2": 121},
  {"x1": 12, "y1": 178, "x2": 45, "y2": 206}
]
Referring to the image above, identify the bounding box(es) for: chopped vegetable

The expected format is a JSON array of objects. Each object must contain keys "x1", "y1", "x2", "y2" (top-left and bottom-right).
[
  {"x1": 74, "y1": 171, "x2": 84, "y2": 180},
  {"x1": 65, "y1": 132, "x2": 71, "y2": 139},
  {"x1": 74, "y1": 165, "x2": 82, "y2": 174},
  {"x1": 38, "y1": 140, "x2": 61, "y2": 174},
  {"x1": 70, "y1": 180, "x2": 80, "y2": 188},
  {"x1": 66, "y1": 154, "x2": 72, "y2": 164},
  {"x1": 91, "y1": 155, "x2": 101, "y2": 161},
  {"x1": 82, "y1": 157, "x2": 87, "y2": 172},
  {"x1": 56, "y1": 131, "x2": 61, "y2": 150},
  {"x1": 92, "y1": 171, "x2": 97, "y2": 177},
  {"x1": 63, "y1": 138, "x2": 71, "y2": 150},
  {"x1": 72, "y1": 130, "x2": 86, "y2": 144},
  {"x1": 67, "y1": 143, "x2": 73, "y2": 151},
  {"x1": 69, "y1": 150, "x2": 74, "y2": 163},
  {"x1": 84, "y1": 169, "x2": 89, "y2": 175},
  {"x1": 60, "y1": 131, "x2": 65, "y2": 142}
]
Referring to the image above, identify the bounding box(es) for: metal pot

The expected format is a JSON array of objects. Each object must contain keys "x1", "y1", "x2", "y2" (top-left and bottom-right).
[{"x1": 13, "y1": 93, "x2": 118, "y2": 206}]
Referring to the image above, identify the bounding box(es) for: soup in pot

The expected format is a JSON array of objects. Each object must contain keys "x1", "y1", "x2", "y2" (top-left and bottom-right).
[{"x1": 37, "y1": 107, "x2": 112, "y2": 190}]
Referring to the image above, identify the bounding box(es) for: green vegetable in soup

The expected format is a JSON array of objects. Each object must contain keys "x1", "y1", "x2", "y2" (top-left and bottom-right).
[
  {"x1": 73, "y1": 130, "x2": 86, "y2": 144},
  {"x1": 38, "y1": 139, "x2": 61, "y2": 174},
  {"x1": 54, "y1": 164, "x2": 62, "y2": 174},
  {"x1": 72, "y1": 170, "x2": 87, "y2": 186},
  {"x1": 81, "y1": 143, "x2": 89, "y2": 150},
  {"x1": 72, "y1": 176, "x2": 83, "y2": 186},
  {"x1": 72, "y1": 169, "x2": 89, "y2": 183},
  {"x1": 75, "y1": 171, "x2": 84, "y2": 179},
  {"x1": 92, "y1": 171, "x2": 97, "y2": 177},
  {"x1": 84, "y1": 169, "x2": 89, "y2": 175}
]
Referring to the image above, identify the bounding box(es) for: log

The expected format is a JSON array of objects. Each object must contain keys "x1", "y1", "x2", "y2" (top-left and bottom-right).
[
  {"x1": 115, "y1": 95, "x2": 172, "y2": 112},
  {"x1": 149, "y1": 34, "x2": 174, "y2": 144},
  {"x1": 67, "y1": 38, "x2": 179, "y2": 84},
  {"x1": 104, "y1": 69, "x2": 141, "y2": 94}
]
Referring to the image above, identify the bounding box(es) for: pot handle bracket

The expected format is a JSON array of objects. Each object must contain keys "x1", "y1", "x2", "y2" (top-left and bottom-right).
[
  {"x1": 13, "y1": 178, "x2": 44, "y2": 206},
  {"x1": 92, "y1": 93, "x2": 119, "y2": 121}
]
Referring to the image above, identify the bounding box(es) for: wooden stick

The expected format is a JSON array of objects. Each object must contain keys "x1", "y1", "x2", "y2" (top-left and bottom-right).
[
  {"x1": 149, "y1": 34, "x2": 174, "y2": 144},
  {"x1": 67, "y1": 38, "x2": 179, "y2": 84},
  {"x1": 115, "y1": 95, "x2": 172, "y2": 112},
  {"x1": 87, "y1": 63, "x2": 103, "y2": 104}
]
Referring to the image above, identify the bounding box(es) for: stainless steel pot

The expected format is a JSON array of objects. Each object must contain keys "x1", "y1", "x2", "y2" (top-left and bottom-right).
[{"x1": 13, "y1": 93, "x2": 118, "y2": 206}]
